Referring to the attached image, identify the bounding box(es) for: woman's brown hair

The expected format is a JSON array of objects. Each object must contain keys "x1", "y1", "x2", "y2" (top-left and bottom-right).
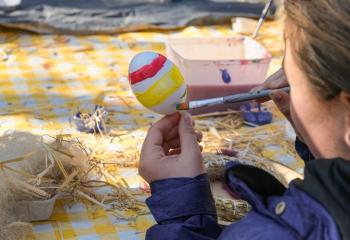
[{"x1": 284, "y1": 0, "x2": 350, "y2": 99}]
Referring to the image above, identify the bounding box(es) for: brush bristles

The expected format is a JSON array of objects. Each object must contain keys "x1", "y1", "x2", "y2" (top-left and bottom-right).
[{"x1": 176, "y1": 102, "x2": 189, "y2": 110}]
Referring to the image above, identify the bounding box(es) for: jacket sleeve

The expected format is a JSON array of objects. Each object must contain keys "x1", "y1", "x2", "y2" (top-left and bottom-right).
[
  {"x1": 295, "y1": 137, "x2": 314, "y2": 162},
  {"x1": 145, "y1": 174, "x2": 222, "y2": 240}
]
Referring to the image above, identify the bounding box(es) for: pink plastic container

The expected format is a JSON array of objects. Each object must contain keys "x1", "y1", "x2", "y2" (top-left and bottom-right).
[{"x1": 165, "y1": 36, "x2": 272, "y2": 114}]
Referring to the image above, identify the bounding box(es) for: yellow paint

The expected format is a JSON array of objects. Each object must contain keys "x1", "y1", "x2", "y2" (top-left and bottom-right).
[{"x1": 135, "y1": 66, "x2": 183, "y2": 107}]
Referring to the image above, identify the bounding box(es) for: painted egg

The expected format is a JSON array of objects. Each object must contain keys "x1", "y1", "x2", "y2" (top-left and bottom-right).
[{"x1": 128, "y1": 51, "x2": 187, "y2": 115}]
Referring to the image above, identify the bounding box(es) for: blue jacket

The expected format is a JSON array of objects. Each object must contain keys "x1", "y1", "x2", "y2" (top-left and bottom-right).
[{"x1": 145, "y1": 139, "x2": 350, "y2": 239}]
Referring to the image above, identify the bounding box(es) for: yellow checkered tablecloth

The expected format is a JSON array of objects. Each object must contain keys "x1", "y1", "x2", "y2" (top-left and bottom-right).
[
  {"x1": 33, "y1": 198, "x2": 152, "y2": 240},
  {"x1": 0, "y1": 19, "x2": 288, "y2": 240}
]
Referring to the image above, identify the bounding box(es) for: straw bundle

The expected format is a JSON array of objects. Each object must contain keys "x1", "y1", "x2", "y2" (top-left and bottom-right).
[
  {"x1": 0, "y1": 132, "x2": 50, "y2": 201},
  {"x1": 0, "y1": 131, "x2": 147, "y2": 228},
  {"x1": 204, "y1": 152, "x2": 303, "y2": 223},
  {"x1": 204, "y1": 152, "x2": 303, "y2": 187},
  {"x1": 194, "y1": 106, "x2": 304, "y2": 171},
  {"x1": 215, "y1": 196, "x2": 252, "y2": 223}
]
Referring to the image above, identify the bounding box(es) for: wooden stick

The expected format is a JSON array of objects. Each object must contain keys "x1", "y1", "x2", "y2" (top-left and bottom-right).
[
  {"x1": 215, "y1": 121, "x2": 238, "y2": 130},
  {"x1": 49, "y1": 146, "x2": 74, "y2": 158},
  {"x1": 13, "y1": 178, "x2": 50, "y2": 198},
  {"x1": 0, "y1": 151, "x2": 36, "y2": 165},
  {"x1": 59, "y1": 169, "x2": 79, "y2": 191},
  {"x1": 101, "y1": 169, "x2": 133, "y2": 199},
  {"x1": 1, "y1": 165, "x2": 37, "y2": 179},
  {"x1": 193, "y1": 110, "x2": 240, "y2": 119},
  {"x1": 76, "y1": 189, "x2": 125, "y2": 218}
]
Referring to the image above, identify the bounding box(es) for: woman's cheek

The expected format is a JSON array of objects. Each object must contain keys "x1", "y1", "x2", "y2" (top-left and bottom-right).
[
  {"x1": 290, "y1": 98, "x2": 304, "y2": 138},
  {"x1": 290, "y1": 95, "x2": 325, "y2": 158}
]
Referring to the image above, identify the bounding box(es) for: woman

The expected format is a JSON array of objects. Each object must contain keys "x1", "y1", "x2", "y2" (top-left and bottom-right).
[{"x1": 139, "y1": 0, "x2": 350, "y2": 239}]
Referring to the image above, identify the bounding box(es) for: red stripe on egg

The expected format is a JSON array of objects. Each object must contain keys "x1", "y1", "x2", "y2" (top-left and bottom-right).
[{"x1": 129, "y1": 54, "x2": 167, "y2": 85}]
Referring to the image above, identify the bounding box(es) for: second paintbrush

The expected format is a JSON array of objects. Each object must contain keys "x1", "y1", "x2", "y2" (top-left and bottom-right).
[{"x1": 176, "y1": 86, "x2": 290, "y2": 110}]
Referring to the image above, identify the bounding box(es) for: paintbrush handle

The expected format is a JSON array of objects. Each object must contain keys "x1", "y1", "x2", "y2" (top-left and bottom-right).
[
  {"x1": 253, "y1": 0, "x2": 274, "y2": 38},
  {"x1": 186, "y1": 87, "x2": 290, "y2": 109},
  {"x1": 223, "y1": 86, "x2": 290, "y2": 104}
]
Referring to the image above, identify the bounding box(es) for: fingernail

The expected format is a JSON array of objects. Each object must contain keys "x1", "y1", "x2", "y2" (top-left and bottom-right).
[{"x1": 182, "y1": 112, "x2": 191, "y2": 125}]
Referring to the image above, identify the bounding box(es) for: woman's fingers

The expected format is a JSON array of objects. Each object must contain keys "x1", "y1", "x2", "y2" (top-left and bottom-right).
[
  {"x1": 164, "y1": 126, "x2": 179, "y2": 141},
  {"x1": 265, "y1": 68, "x2": 288, "y2": 89},
  {"x1": 251, "y1": 68, "x2": 289, "y2": 103},
  {"x1": 254, "y1": 96, "x2": 271, "y2": 103},
  {"x1": 142, "y1": 113, "x2": 180, "y2": 158},
  {"x1": 164, "y1": 118, "x2": 197, "y2": 142},
  {"x1": 251, "y1": 68, "x2": 288, "y2": 92},
  {"x1": 270, "y1": 90, "x2": 291, "y2": 120},
  {"x1": 163, "y1": 131, "x2": 202, "y2": 152}
]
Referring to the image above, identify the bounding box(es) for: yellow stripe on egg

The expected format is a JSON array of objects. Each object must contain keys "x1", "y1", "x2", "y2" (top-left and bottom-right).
[{"x1": 135, "y1": 66, "x2": 184, "y2": 108}]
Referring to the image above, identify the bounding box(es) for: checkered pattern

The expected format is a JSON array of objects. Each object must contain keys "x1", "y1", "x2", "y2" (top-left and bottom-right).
[
  {"x1": 32, "y1": 168, "x2": 153, "y2": 240},
  {"x1": 33, "y1": 198, "x2": 153, "y2": 240},
  {"x1": 0, "y1": 21, "x2": 289, "y2": 239}
]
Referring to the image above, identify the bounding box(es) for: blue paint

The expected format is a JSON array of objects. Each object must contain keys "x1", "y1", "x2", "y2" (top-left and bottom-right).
[
  {"x1": 242, "y1": 103, "x2": 272, "y2": 126},
  {"x1": 220, "y1": 69, "x2": 231, "y2": 84}
]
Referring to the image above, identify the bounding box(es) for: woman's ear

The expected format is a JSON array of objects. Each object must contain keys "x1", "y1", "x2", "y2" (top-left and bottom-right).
[{"x1": 340, "y1": 92, "x2": 350, "y2": 147}]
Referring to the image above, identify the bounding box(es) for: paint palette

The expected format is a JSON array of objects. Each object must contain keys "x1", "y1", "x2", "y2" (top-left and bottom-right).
[
  {"x1": 128, "y1": 51, "x2": 187, "y2": 115},
  {"x1": 166, "y1": 36, "x2": 272, "y2": 114}
]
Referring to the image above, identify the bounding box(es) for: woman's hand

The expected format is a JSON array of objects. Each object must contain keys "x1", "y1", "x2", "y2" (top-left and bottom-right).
[
  {"x1": 253, "y1": 67, "x2": 305, "y2": 141},
  {"x1": 139, "y1": 112, "x2": 205, "y2": 183},
  {"x1": 252, "y1": 67, "x2": 292, "y2": 122}
]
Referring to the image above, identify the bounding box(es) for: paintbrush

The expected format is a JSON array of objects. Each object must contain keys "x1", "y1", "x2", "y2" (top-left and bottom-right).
[
  {"x1": 252, "y1": 0, "x2": 274, "y2": 39},
  {"x1": 176, "y1": 86, "x2": 290, "y2": 110}
]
